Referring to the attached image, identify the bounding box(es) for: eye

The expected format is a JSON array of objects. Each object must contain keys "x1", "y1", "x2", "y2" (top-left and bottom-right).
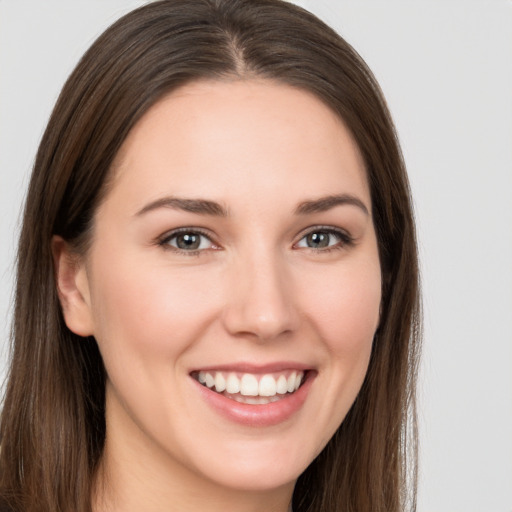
[
  {"x1": 160, "y1": 229, "x2": 216, "y2": 253},
  {"x1": 295, "y1": 228, "x2": 352, "y2": 251}
]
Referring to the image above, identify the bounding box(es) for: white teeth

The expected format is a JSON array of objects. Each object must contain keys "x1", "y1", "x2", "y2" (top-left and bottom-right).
[
  {"x1": 196, "y1": 370, "x2": 305, "y2": 398},
  {"x1": 226, "y1": 373, "x2": 240, "y2": 394},
  {"x1": 259, "y1": 374, "x2": 277, "y2": 397},
  {"x1": 205, "y1": 373, "x2": 215, "y2": 388},
  {"x1": 294, "y1": 373, "x2": 302, "y2": 391},
  {"x1": 240, "y1": 374, "x2": 259, "y2": 396},
  {"x1": 287, "y1": 371, "x2": 297, "y2": 393},
  {"x1": 276, "y1": 375, "x2": 288, "y2": 394},
  {"x1": 214, "y1": 372, "x2": 226, "y2": 392}
]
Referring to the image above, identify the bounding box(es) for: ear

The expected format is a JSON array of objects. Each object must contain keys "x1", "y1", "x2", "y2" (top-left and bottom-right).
[{"x1": 52, "y1": 235, "x2": 95, "y2": 337}]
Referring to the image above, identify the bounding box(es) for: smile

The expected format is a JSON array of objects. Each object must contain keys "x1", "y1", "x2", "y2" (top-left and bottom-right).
[{"x1": 192, "y1": 370, "x2": 305, "y2": 405}]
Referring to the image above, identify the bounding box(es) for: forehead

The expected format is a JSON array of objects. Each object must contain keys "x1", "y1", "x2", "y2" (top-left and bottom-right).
[{"x1": 107, "y1": 79, "x2": 370, "y2": 211}]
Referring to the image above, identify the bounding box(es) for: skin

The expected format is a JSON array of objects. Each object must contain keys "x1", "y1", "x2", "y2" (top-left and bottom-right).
[{"x1": 54, "y1": 79, "x2": 382, "y2": 512}]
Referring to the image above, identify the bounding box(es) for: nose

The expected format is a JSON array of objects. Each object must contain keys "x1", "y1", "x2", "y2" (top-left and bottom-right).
[{"x1": 221, "y1": 251, "x2": 299, "y2": 342}]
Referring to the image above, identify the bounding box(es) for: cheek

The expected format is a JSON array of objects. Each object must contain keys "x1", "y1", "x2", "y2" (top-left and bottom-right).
[
  {"x1": 88, "y1": 253, "x2": 222, "y2": 363},
  {"x1": 290, "y1": 254, "x2": 381, "y2": 450},
  {"x1": 299, "y1": 259, "x2": 381, "y2": 352},
  {"x1": 299, "y1": 254, "x2": 380, "y2": 407}
]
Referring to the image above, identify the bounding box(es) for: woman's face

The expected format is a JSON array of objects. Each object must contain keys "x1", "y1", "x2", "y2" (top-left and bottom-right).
[{"x1": 64, "y1": 80, "x2": 381, "y2": 494}]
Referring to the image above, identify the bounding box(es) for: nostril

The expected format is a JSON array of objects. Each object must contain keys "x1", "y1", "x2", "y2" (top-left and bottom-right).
[{"x1": 221, "y1": 305, "x2": 298, "y2": 342}]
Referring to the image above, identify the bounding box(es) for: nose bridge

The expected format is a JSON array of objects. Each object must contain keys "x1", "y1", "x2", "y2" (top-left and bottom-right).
[{"x1": 222, "y1": 241, "x2": 298, "y2": 341}]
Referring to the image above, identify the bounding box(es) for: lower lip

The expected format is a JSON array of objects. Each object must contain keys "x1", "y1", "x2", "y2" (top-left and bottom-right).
[{"x1": 193, "y1": 372, "x2": 315, "y2": 427}]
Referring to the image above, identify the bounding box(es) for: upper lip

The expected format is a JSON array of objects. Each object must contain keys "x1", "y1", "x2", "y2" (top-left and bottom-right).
[{"x1": 190, "y1": 361, "x2": 313, "y2": 374}]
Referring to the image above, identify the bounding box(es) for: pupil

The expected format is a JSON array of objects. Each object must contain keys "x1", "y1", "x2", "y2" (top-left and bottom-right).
[
  {"x1": 177, "y1": 233, "x2": 200, "y2": 250},
  {"x1": 307, "y1": 232, "x2": 329, "y2": 248}
]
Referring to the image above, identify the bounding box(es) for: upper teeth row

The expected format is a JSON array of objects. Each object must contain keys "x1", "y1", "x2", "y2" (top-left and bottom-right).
[{"x1": 197, "y1": 371, "x2": 304, "y2": 397}]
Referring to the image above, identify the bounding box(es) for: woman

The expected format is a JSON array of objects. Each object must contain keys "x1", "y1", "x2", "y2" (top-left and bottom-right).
[{"x1": 0, "y1": 1, "x2": 421, "y2": 511}]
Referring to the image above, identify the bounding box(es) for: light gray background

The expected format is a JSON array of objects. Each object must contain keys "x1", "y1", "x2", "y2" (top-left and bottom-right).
[{"x1": 1, "y1": 1, "x2": 511, "y2": 511}]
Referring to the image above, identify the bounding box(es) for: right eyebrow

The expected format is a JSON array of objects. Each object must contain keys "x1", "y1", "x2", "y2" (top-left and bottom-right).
[{"x1": 135, "y1": 196, "x2": 229, "y2": 217}]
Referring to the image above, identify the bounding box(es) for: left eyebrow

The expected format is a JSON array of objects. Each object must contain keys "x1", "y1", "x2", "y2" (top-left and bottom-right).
[{"x1": 294, "y1": 194, "x2": 369, "y2": 216}]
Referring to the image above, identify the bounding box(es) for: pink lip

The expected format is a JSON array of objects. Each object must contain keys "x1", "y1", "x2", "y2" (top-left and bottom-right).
[
  {"x1": 191, "y1": 361, "x2": 312, "y2": 374},
  {"x1": 192, "y1": 370, "x2": 316, "y2": 427}
]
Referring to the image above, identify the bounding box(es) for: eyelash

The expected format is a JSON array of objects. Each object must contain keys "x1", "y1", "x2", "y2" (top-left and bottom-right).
[
  {"x1": 158, "y1": 227, "x2": 217, "y2": 256},
  {"x1": 294, "y1": 226, "x2": 355, "y2": 253},
  {"x1": 157, "y1": 226, "x2": 354, "y2": 256}
]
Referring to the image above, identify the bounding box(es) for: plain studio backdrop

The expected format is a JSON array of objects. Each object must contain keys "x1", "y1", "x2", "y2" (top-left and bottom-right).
[{"x1": 1, "y1": 1, "x2": 511, "y2": 511}]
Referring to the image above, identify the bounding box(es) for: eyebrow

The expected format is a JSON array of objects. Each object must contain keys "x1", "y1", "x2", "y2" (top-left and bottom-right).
[
  {"x1": 294, "y1": 194, "x2": 369, "y2": 216},
  {"x1": 136, "y1": 197, "x2": 229, "y2": 217},
  {"x1": 136, "y1": 193, "x2": 369, "y2": 218}
]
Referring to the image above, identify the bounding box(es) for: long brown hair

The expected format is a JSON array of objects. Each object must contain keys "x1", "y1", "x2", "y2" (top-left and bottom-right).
[{"x1": 0, "y1": 1, "x2": 421, "y2": 511}]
